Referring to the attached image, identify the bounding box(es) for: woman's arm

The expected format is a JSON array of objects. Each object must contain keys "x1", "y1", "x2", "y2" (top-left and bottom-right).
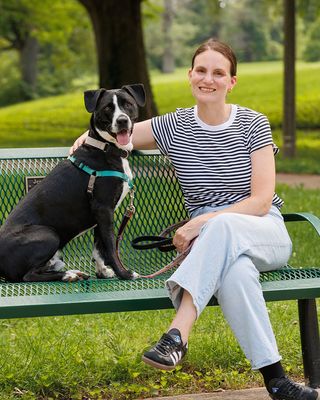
[
  {"x1": 132, "y1": 119, "x2": 157, "y2": 150},
  {"x1": 173, "y1": 145, "x2": 276, "y2": 252},
  {"x1": 69, "y1": 119, "x2": 157, "y2": 154}
]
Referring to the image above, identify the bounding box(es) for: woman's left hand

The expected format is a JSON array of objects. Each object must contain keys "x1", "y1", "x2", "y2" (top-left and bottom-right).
[{"x1": 173, "y1": 215, "x2": 208, "y2": 253}]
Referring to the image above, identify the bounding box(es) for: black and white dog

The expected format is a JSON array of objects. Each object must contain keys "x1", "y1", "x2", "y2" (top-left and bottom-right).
[{"x1": 0, "y1": 84, "x2": 145, "y2": 282}]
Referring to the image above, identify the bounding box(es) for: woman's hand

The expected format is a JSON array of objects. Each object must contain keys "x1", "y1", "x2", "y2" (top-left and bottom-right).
[
  {"x1": 173, "y1": 215, "x2": 208, "y2": 253},
  {"x1": 69, "y1": 131, "x2": 89, "y2": 155}
]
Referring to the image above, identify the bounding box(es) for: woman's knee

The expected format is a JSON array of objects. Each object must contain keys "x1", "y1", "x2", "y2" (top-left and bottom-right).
[{"x1": 216, "y1": 255, "x2": 260, "y2": 301}]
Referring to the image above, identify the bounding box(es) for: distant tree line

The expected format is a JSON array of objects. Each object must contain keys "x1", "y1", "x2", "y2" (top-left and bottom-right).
[
  {"x1": 0, "y1": 0, "x2": 319, "y2": 108},
  {"x1": 144, "y1": 0, "x2": 320, "y2": 71}
]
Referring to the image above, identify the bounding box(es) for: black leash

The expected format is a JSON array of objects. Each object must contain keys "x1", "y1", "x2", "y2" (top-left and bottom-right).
[
  {"x1": 131, "y1": 236, "x2": 175, "y2": 252},
  {"x1": 129, "y1": 219, "x2": 193, "y2": 278}
]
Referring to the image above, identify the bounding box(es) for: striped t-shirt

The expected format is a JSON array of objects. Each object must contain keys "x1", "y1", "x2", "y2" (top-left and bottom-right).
[{"x1": 151, "y1": 104, "x2": 283, "y2": 214}]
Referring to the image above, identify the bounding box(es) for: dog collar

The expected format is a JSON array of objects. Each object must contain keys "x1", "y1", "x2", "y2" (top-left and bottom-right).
[
  {"x1": 85, "y1": 136, "x2": 130, "y2": 158},
  {"x1": 68, "y1": 155, "x2": 134, "y2": 190}
]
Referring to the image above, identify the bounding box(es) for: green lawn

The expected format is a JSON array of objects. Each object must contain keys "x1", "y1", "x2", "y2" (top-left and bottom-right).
[{"x1": 0, "y1": 61, "x2": 320, "y2": 173}]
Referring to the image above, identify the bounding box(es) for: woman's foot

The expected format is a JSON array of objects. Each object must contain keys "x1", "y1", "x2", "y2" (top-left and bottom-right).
[
  {"x1": 142, "y1": 328, "x2": 188, "y2": 370},
  {"x1": 267, "y1": 376, "x2": 318, "y2": 400}
]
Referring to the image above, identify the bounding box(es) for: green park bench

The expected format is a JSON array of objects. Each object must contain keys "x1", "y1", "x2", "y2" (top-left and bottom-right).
[{"x1": 0, "y1": 147, "x2": 319, "y2": 388}]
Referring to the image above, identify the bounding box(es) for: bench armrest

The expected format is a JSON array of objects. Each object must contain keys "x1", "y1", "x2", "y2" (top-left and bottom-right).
[{"x1": 283, "y1": 212, "x2": 320, "y2": 236}]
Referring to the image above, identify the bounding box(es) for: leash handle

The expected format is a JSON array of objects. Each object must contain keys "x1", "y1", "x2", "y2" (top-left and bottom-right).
[
  {"x1": 115, "y1": 192, "x2": 192, "y2": 279},
  {"x1": 139, "y1": 240, "x2": 194, "y2": 279},
  {"x1": 131, "y1": 236, "x2": 175, "y2": 252},
  {"x1": 132, "y1": 218, "x2": 192, "y2": 279},
  {"x1": 131, "y1": 218, "x2": 189, "y2": 252}
]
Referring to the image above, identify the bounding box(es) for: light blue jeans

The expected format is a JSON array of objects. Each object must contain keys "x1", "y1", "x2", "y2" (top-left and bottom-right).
[{"x1": 166, "y1": 205, "x2": 292, "y2": 369}]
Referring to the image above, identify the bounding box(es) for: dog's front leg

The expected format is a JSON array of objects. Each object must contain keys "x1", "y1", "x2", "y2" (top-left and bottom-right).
[
  {"x1": 93, "y1": 236, "x2": 116, "y2": 279},
  {"x1": 93, "y1": 210, "x2": 135, "y2": 280}
]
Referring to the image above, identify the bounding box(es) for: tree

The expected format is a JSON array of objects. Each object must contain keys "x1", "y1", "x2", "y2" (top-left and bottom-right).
[
  {"x1": 0, "y1": 0, "x2": 40, "y2": 99},
  {"x1": 162, "y1": 0, "x2": 175, "y2": 73},
  {"x1": 78, "y1": 0, "x2": 157, "y2": 119},
  {"x1": 0, "y1": 0, "x2": 95, "y2": 103},
  {"x1": 283, "y1": 0, "x2": 296, "y2": 158}
]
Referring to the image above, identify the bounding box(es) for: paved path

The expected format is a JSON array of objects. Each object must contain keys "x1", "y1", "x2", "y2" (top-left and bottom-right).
[
  {"x1": 143, "y1": 386, "x2": 320, "y2": 400},
  {"x1": 276, "y1": 173, "x2": 320, "y2": 189}
]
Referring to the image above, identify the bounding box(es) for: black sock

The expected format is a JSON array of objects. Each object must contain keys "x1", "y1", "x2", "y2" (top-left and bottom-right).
[{"x1": 259, "y1": 361, "x2": 285, "y2": 388}]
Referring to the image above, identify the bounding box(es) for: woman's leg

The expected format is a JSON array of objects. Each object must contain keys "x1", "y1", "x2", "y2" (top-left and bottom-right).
[
  {"x1": 168, "y1": 289, "x2": 197, "y2": 344},
  {"x1": 166, "y1": 211, "x2": 292, "y2": 319},
  {"x1": 144, "y1": 211, "x2": 291, "y2": 369},
  {"x1": 215, "y1": 254, "x2": 281, "y2": 369}
]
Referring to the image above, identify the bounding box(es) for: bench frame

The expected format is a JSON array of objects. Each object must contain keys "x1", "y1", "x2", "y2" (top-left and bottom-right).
[{"x1": 0, "y1": 147, "x2": 319, "y2": 388}]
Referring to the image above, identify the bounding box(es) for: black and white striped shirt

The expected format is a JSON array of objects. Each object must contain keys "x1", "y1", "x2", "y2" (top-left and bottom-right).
[{"x1": 151, "y1": 104, "x2": 283, "y2": 214}]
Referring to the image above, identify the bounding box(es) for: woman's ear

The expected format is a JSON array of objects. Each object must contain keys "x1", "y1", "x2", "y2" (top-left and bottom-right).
[
  {"x1": 230, "y1": 75, "x2": 237, "y2": 88},
  {"x1": 227, "y1": 76, "x2": 237, "y2": 93}
]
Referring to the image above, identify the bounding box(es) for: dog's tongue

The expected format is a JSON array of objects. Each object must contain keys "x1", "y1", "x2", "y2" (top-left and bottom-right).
[{"x1": 116, "y1": 130, "x2": 130, "y2": 145}]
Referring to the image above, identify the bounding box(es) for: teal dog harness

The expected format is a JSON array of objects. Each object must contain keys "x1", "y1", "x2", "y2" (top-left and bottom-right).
[{"x1": 68, "y1": 155, "x2": 134, "y2": 194}]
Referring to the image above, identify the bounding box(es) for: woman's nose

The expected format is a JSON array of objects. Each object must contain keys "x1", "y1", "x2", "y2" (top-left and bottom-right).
[{"x1": 203, "y1": 73, "x2": 214, "y2": 83}]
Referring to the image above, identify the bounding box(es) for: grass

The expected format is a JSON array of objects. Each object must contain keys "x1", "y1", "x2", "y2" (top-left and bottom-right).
[
  {"x1": 273, "y1": 129, "x2": 320, "y2": 174},
  {"x1": 0, "y1": 183, "x2": 319, "y2": 399},
  {"x1": 0, "y1": 61, "x2": 319, "y2": 174}
]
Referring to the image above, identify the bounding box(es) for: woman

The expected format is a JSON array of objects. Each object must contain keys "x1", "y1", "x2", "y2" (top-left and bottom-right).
[{"x1": 71, "y1": 39, "x2": 318, "y2": 400}]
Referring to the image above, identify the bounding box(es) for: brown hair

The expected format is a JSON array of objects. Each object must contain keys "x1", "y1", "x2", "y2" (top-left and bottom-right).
[{"x1": 191, "y1": 38, "x2": 237, "y2": 76}]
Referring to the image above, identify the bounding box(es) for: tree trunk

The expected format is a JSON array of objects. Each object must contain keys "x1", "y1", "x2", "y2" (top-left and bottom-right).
[
  {"x1": 283, "y1": 0, "x2": 296, "y2": 158},
  {"x1": 78, "y1": 0, "x2": 157, "y2": 119},
  {"x1": 19, "y1": 36, "x2": 39, "y2": 99},
  {"x1": 162, "y1": 0, "x2": 175, "y2": 73}
]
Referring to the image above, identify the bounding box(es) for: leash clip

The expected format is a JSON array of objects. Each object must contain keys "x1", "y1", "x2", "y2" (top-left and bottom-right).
[
  {"x1": 126, "y1": 187, "x2": 136, "y2": 215},
  {"x1": 87, "y1": 174, "x2": 96, "y2": 195}
]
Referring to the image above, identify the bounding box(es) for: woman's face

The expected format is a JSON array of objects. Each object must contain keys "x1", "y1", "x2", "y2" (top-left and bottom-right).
[{"x1": 188, "y1": 49, "x2": 237, "y2": 105}]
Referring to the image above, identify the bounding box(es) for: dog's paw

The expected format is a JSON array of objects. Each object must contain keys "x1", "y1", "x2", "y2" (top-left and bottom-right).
[
  {"x1": 62, "y1": 270, "x2": 90, "y2": 282},
  {"x1": 96, "y1": 265, "x2": 115, "y2": 279},
  {"x1": 132, "y1": 271, "x2": 140, "y2": 279},
  {"x1": 47, "y1": 251, "x2": 65, "y2": 272}
]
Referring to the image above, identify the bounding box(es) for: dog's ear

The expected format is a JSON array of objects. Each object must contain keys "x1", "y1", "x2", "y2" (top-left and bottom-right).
[
  {"x1": 122, "y1": 84, "x2": 146, "y2": 107},
  {"x1": 84, "y1": 89, "x2": 106, "y2": 113}
]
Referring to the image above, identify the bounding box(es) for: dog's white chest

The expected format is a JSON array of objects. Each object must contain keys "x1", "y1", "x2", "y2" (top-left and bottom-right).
[{"x1": 115, "y1": 158, "x2": 132, "y2": 210}]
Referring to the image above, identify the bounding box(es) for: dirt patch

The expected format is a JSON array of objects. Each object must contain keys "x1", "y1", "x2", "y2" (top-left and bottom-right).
[{"x1": 276, "y1": 173, "x2": 320, "y2": 189}]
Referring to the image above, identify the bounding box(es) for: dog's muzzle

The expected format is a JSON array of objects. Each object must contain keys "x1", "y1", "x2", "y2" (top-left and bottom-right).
[{"x1": 116, "y1": 115, "x2": 130, "y2": 130}]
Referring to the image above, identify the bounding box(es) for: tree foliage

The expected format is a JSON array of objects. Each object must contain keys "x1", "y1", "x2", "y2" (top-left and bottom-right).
[
  {"x1": 0, "y1": 0, "x2": 95, "y2": 104},
  {"x1": 0, "y1": 0, "x2": 319, "y2": 108},
  {"x1": 303, "y1": 16, "x2": 320, "y2": 61}
]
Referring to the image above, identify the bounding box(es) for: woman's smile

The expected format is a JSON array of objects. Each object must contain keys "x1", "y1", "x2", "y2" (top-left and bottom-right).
[{"x1": 199, "y1": 87, "x2": 216, "y2": 92}]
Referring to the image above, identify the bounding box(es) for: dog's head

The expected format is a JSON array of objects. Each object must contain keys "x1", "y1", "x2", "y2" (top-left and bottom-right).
[{"x1": 84, "y1": 84, "x2": 146, "y2": 149}]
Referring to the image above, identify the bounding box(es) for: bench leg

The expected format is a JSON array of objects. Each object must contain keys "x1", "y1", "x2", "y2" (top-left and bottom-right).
[{"x1": 298, "y1": 299, "x2": 320, "y2": 388}]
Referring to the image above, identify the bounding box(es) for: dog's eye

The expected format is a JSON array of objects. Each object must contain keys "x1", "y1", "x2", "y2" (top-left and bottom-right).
[
  {"x1": 103, "y1": 102, "x2": 115, "y2": 112},
  {"x1": 124, "y1": 103, "x2": 134, "y2": 111}
]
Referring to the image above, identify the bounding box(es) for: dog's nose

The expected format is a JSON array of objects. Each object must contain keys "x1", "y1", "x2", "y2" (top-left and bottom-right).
[{"x1": 116, "y1": 115, "x2": 130, "y2": 129}]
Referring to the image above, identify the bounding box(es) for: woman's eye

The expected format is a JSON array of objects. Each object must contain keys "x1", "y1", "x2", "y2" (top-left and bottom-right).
[{"x1": 214, "y1": 71, "x2": 225, "y2": 77}]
